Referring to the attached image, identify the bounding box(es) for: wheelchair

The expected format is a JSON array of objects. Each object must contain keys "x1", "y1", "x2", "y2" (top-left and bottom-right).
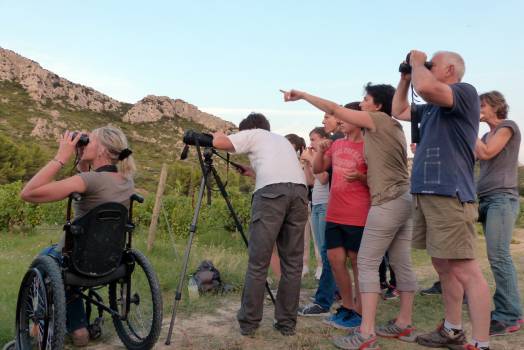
[{"x1": 14, "y1": 193, "x2": 163, "y2": 350}]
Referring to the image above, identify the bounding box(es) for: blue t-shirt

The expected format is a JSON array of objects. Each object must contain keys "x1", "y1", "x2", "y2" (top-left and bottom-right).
[{"x1": 411, "y1": 82, "x2": 480, "y2": 202}]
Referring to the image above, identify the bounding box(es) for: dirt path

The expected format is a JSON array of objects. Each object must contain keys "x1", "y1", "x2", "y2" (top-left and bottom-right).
[{"x1": 84, "y1": 229, "x2": 524, "y2": 350}]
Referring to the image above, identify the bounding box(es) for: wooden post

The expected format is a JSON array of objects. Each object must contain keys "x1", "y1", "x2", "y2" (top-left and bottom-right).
[{"x1": 147, "y1": 163, "x2": 168, "y2": 252}]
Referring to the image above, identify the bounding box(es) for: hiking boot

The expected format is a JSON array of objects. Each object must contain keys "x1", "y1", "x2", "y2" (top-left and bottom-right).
[
  {"x1": 333, "y1": 331, "x2": 380, "y2": 350},
  {"x1": 416, "y1": 321, "x2": 466, "y2": 348},
  {"x1": 330, "y1": 308, "x2": 362, "y2": 330},
  {"x1": 489, "y1": 319, "x2": 521, "y2": 337},
  {"x1": 298, "y1": 303, "x2": 330, "y2": 317},
  {"x1": 240, "y1": 327, "x2": 257, "y2": 337},
  {"x1": 273, "y1": 322, "x2": 295, "y2": 336},
  {"x1": 420, "y1": 281, "x2": 442, "y2": 296},
  {"x1": 382, "y1": 286, "x2": 399, "y2": 300},
  {"x1": 376, "y1": 319, "x2": 417, "y2": 342}
]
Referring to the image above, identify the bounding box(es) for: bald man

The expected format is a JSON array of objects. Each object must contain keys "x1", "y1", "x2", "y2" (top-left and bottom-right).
[{"x1": 393, "y1": 50, "x2": 490, "y2": 350}]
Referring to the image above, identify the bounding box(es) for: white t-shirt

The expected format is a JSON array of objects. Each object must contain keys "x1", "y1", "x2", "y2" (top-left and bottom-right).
[{"x1": 228, "y1": 129, "x2": 306, "y2": 191}]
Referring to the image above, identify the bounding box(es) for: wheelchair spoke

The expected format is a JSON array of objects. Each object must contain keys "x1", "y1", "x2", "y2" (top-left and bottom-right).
[
  {"x1": 110, "y1": 249, "x2": 162, "y2": 349},
  {"x1": 16, "y1": 256, "x2": 66, "y2": 350}
]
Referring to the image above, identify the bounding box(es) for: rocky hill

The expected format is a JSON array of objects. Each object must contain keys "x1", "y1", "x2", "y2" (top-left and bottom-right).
[
  {"x1": 123, "y1": 95, "x2": 233, "y2": 131},
  {"x1": 0, "y1": 47, "x2": 238, "y2": 191},
  {"x1": 0, "y1": 47, "x2": 235, "y2": 131}
]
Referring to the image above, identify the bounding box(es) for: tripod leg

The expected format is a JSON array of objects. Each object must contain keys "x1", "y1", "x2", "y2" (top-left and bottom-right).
[
  {"x1": 210, "y1": 167, "x2": 276, "y2": 304},
  {"x1": 165, "y1": 172, "x2": 208, "y2": 345}
]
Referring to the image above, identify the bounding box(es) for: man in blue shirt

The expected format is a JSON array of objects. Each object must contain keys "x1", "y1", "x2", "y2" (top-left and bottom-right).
[{"x1": 392, "y1": 50, "x2": 490, "y2": 350}]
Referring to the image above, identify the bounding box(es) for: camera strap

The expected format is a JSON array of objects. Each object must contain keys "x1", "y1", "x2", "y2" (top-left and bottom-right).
[
  {"x1": 410, "y1": 84, "x2": 422, "y2": 144},
  {"x1": 95, "y1": 164, "x2": 118, "y2": 173}
]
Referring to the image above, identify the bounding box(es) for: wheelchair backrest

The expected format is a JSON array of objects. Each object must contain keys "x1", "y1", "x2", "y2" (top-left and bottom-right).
[{"x1": 68, "y1": 202, "x2": 129, "y2": 277}]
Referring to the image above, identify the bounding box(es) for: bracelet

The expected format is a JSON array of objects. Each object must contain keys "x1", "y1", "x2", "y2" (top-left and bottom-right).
[{"x1": 52, "y1": 158, "x2": 65, "y2": 167}]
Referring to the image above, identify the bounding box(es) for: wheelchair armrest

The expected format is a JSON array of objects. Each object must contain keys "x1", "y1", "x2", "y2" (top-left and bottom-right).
[{"x1": 130, "y1": 194, "x2": 144, "y2": 203}]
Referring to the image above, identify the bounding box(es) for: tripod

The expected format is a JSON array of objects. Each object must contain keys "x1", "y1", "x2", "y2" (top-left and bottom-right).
[{"x1": 165, "y1": 144, "x2": 276, "y2": 345}]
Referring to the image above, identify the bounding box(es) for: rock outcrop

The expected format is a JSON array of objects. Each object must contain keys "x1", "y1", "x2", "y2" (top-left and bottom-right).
[
  {"x1": 123, "y1": 95, "x2": 235, "y2": 131},
  {"x1": 0, "y1": 47, "x2": 122, "y2": 112}
]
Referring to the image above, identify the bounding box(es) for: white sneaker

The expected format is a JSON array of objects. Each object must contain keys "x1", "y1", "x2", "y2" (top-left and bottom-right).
[
  {"x1": 315, "y1": 266, "x2": 323, "y2": 280},
  {"x1": 302, "y1": 265, "x2": 310, "y2": 277}
]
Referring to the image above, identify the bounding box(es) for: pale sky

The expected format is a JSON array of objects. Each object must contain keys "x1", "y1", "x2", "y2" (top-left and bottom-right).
[{"x1": 1, "y1": 0, "x2": 523, "y2": 160}]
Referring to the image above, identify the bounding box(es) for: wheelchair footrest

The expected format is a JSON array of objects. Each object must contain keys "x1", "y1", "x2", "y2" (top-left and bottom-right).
[{"x1": 88, "y1": 317, "x2": 104, "y2": 340}]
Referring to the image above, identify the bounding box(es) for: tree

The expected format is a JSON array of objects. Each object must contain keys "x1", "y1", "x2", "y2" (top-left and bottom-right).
[{"x1": 0, "y1": 134, "x2": 46, "y2": 184}]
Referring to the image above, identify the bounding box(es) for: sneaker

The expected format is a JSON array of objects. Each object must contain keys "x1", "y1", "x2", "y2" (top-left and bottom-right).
[
  {"x1": 323, "y1": 306, "x2": 351, "y2": 326},
  {"x1": 315, "y1": 266, "x2": 323, "y2": 280},
  {"x1": 420, "y1": 281, "x2": 442, "y2": 296},
  {"x1": 331, "y1": 309, "x2": 362, "y2": 330},
  {"x1": 273, "y1": 322, "x2": 295, "y2": 336},
  {"x1": 332, "y1": 331, "x2": 380, "y2": 350},
  {"x1": 489, "y1": 319, "x2": 521, "y2": 336},
  {"x1": 416, "y1": 321, "x2": 466, "y2": 348},
  {"x1": 382, "y1": 286, "x2": 399, "y2": 300},
  {"x1": 376, "y1": 319, "x2": 417, "y2": 342},
  {"x1": 298, "y1": 303, "x2": 330, "y2": 317}
]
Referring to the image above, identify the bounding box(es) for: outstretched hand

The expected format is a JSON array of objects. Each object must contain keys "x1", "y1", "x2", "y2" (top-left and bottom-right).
[{"x1": 280, "y1": 89, "x2": 305, "y2": 102}]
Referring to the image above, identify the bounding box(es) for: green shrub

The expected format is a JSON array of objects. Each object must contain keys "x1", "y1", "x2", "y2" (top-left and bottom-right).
[{"x1": 0, "y1": 181, "x2": 44, "y2": 230}]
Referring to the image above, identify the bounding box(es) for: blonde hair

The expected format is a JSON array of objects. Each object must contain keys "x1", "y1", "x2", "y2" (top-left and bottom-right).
[{"x1": 92, "y1": 125, "x2": 136, "y2": 179}]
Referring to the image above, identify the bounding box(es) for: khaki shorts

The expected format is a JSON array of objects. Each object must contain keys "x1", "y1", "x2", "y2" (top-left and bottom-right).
[{"x1": 412, "y1": 194, "x2": 479, "y2": 259}]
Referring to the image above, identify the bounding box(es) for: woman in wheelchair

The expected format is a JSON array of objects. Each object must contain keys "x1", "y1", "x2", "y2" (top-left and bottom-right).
[{"x1": 21, "y1": 126, "x2": 136, "y2": 347}]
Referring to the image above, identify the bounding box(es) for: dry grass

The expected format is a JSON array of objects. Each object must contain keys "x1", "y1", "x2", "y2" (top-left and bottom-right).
[{"x1": 84, "y1": 230, "x2": 524, "y2": 350}]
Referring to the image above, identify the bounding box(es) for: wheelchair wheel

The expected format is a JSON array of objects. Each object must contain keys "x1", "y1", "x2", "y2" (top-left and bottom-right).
[
  {"x1": 15, "y1": 256, "x2": 66, "y2": 350},
  {"x1": 109, "y1": 249, "x2": 162, "y2": 350}
]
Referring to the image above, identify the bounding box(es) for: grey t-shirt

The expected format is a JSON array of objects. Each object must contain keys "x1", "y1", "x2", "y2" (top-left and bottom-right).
[
  {"x1": 311, "y1": 177, "x2": 329, "y2": 205},
  {"x1": 477, "y1": 120, "x2": 521, "y2": 197},
  {"x1": 73, "y1": 172, "x2": 135, "y2": 219}
]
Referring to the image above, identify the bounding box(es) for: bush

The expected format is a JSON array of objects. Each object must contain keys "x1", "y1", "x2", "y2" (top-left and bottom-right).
[{"x1": 0, "y1": 181, "x2": 44, "y2": 230}]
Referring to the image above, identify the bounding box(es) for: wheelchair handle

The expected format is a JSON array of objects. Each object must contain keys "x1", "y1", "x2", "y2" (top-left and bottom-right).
[
  {"x1": 128, "y1": 193, "x2": 143, "y2": 225},
  {"x1": 130, "y1": 194, "x2": 144, "y2": 203},
  {"x1": 71, "y1": 192, "x2": 82, "y2": 201},
  {"x1": 66, "y1": 192, "x2": 82, "y2": 223}
]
